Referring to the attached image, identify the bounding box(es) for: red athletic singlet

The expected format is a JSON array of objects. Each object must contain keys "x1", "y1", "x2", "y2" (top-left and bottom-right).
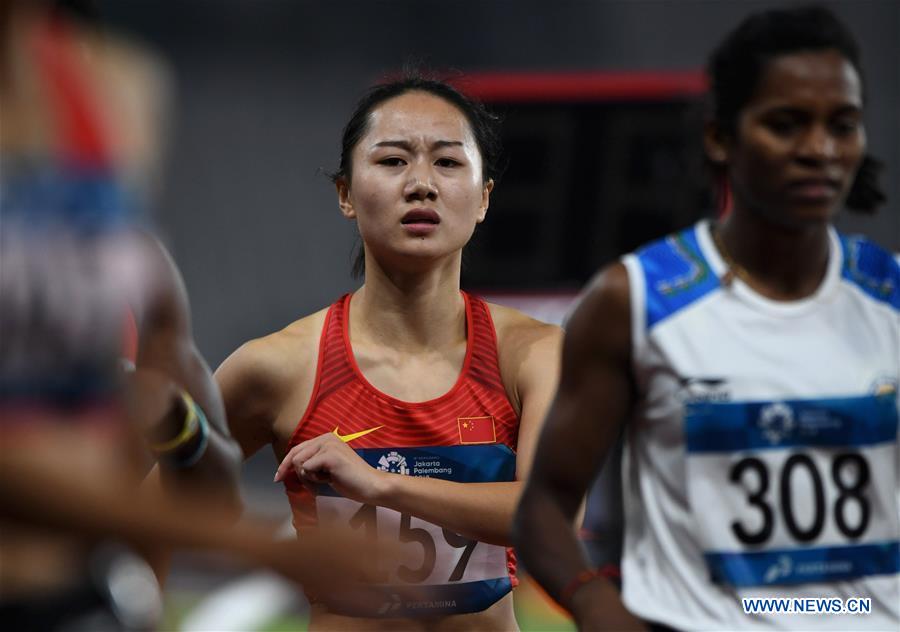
[{"x1": 282, "y1": 292, "x2": 520, "y2": 618}]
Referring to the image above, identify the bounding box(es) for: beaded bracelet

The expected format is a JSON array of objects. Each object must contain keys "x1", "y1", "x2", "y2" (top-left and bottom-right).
[
  {"x1": 561, "y1": 569, "x2": 603, "y2": 611},
  {"x1": 560, "y1": 565, "x2": 621, "y2": 613}
]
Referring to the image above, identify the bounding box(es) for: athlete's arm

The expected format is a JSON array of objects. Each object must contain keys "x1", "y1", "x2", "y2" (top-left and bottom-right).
[
  {"x1": 132, "y1": 234, "x2": 242, "y2": 514},
  {"x1": 506, "y1": 314, "x2": 564, "y2": 484},
  {"x1": 215, "y1": 325, "x2": 315, "y2": 461},
  {"x1": 513, "y1": 263, "x2": 644, "y2": 629},
  {"x1": 0, "y1": 426, "x2": 392, "y2": 591},
  {"x1": 273, "y1": 318, "x2": 562, "y2": 546},
  {"x1": 215, "y1": 340, "x2": 280, "y2": 461}
]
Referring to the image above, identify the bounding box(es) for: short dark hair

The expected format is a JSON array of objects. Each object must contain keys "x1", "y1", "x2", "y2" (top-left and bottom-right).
[
  {"x1": 707, "y1": 5, "x2": 885, "y2": 213},
  {"x1": 331, "y1": 72, "x2": 503, "y2": 276}
]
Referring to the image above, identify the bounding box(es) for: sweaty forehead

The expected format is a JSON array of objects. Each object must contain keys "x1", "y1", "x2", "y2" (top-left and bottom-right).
[
  {"x1": 363, "y1": 92, "x2": 476, "y2": 148},
  {"x1": 753, "y1": 49, "x2": 863, "y2": 107}
]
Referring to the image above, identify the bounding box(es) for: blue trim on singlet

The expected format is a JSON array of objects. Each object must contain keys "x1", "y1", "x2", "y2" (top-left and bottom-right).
[
  {"x1": 637, "y1": 225, "x2": 721, "y2": 330},
  {"x1": 1, "y1": 163, "x2": 134, "y2": 406},
  {"x1": 839, "y1": 234, "x2": 900, "y2": 312},
  {"x1": 324, "y1": 577, "x2": 514, "y2": 618},
  {"x1": 705, "y1": 541, "x2": 900, "y2": 587},
  {"x1": 0, "y1": 370, "x2": 116, "y2": 410},
  {"x1": 317, "y1": 444, "x2": 516, "y2": 497},
  {"x1": 1, "y1": 163, "x2": 134, "y2": 234},
  {"x1": 685, "y1": 393, "x2": 898, "y2": 454}
]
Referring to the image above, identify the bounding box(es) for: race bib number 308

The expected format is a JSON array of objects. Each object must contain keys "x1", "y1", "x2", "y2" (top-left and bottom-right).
[{"x1": 684, "y1": 394, "x2": 900, "y2": 587}]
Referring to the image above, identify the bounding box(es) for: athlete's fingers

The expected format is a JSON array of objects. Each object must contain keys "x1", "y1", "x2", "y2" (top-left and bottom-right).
[
  {"x1": 274, "y1": 432, "x2": 346, "y2": 482},
  {"x1": 296, "y1": 450, "x2": 332, "y2": 478},
  {"x1": 273, "y1": 446, "x2": 300, "y2": 482},
  {"x1": 296, "y1": 432, "x2": 337, "y2": 451},
  {"x1": 274, "y1": 441, "x2": 322, "y2": 482},
  {"x1": 299, "y1": 468, "x2": 331, "y2": 485}
]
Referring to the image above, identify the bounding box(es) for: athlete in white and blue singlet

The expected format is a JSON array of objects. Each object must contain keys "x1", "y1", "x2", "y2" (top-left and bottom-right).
[{"x1": 515, "y1": 6, "x2": 899, "y2": 631}]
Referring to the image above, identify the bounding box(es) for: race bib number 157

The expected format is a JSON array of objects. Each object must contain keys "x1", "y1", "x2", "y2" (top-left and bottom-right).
[{"x1": 311, "y1": 445, "x2": 515, "y2": 618}]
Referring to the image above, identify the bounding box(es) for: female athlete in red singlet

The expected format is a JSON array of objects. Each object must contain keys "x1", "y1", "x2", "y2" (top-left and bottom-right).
[{"x1": 217, "y1": 76, "x2": 562, "y2": 630}]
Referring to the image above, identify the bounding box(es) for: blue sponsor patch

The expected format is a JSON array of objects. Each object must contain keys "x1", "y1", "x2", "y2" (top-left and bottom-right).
[
  {"x1": 685, "y1": 394, "x2": 898, "y2": 454},
  {"x1": 2, "y1": 165, "x2": 136, "y2": 234},
  {"x1": 705, "y1": 541, "x2": 900, "y2": 587},
  {"x1": 318, "y1": 444, "x2": 516, "y2": 497},
  {"x1": 323, "y1": 577, "x2": 513, "y2": 618}
]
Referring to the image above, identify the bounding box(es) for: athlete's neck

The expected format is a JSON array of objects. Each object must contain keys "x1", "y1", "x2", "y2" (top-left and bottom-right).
[
  {"x1": 352, "y1": 254, "x2": 465, "y2": 353},
  {"x1": 716, "y1": 209, "x2": 831, "y2": 301}
]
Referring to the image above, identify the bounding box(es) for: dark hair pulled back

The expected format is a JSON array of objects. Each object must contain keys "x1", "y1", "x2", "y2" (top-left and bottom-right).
[
  {"x1": 707, "y1": 5, "x2": 885, "y2": 213},
  {"x1": 330, "y1": 71, "x2": 503, "y2": 277}
]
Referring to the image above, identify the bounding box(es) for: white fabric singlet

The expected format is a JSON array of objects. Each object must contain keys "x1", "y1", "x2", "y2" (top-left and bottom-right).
[{"x1": 620, "y1": 220, "x2": 900, "y2": 631}]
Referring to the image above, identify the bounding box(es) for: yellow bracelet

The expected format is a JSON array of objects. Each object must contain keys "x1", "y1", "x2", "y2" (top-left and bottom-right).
[{"x1": 149, "y1": 390, "x2": 199, "y2": 453}]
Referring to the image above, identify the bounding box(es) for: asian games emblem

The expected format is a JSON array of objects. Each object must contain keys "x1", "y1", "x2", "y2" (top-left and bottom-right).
[
  {"x1": 377, "y1": 451, "x2": 409, "y2": 475},
  {"x1": 758, "y1": 402, "x2": 795, "y2": 445},
  {"x1": 871, "y1": 376, "x2": 898, "y2": 396}
]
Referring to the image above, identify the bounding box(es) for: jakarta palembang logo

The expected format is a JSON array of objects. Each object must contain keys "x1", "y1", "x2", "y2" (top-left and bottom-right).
[
  {"x1": 758, "y1": 402, "x2": 795, "y2": 445},
  {"x1": 377, "y1": 451, "x2": 409, "y2": 475}
]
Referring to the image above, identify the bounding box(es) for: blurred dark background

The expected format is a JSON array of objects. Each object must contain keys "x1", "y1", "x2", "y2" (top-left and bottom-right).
[{"x1": 93, "y1": 0, "x2": 899, "y2": 512}]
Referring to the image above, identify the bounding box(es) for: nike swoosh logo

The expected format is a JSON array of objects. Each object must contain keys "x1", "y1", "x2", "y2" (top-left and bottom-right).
[{"x1": 333, "y1": 425, "x2": 383, "y2": 443}]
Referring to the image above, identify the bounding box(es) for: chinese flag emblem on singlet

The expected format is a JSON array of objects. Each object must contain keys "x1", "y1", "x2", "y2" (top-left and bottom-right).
[{"x1": 457, "y1": 416, "x2": 496, "y2": 445}]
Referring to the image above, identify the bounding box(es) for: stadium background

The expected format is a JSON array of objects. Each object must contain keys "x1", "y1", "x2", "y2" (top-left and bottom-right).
[{"x1": 96, "y1": 1, "x2": 899, "y2": 629}]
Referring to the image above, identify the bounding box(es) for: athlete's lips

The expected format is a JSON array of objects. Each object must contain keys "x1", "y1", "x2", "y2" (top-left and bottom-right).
[
  {"x1": 786, "y1": 177, "x2": 841, "y2": 201},
  {"x1": 401, "y1": 208, "x2": 441, "y2": 225}
]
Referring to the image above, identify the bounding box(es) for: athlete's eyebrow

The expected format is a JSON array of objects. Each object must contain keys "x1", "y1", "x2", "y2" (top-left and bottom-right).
[
  {"x1": 764, "y1": 104, "x2": 862, "y2": 116},
  {"x1": 372, "y1": 140, "x2": 412, "y2": 151},
  {"x1": 432, "y1": 140, "x2": 464, "y2": 149},
  {"x1": 371, "y1": 140, "x2": 464, "y2": 150}
]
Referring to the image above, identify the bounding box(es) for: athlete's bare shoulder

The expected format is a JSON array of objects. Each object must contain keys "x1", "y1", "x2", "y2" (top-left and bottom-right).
[
  {"x1": 487, "y1": 302, "x2": 562, "y2": 352},
  {"x1": 216, "y1": 308, "x2": 329, "y2": 457},
  {"x1": 486, "y1": 302, "x2": 563, "y2": 413},
  {"x1": 566, "y1": 261, "x2": 631, "y2": 359},
  {"x1": 79, "y1": 27, "x2": 173, "y2": 185},
  {"x1": 578, "y1": 261, "x2": 630, "y2": 315},
  {"x1": 220, "y1": 308, "x2": 328, "y2": 398}
]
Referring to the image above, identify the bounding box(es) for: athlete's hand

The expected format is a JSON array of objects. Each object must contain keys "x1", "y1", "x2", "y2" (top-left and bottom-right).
[{"x1": 274, "y1": 433, "x2": 386, "y2": 504}]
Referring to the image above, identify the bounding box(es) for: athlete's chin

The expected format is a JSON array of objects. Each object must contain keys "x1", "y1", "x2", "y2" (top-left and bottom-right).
[
  {"x1": 790, "y1": 198, "x2": 844, "y2": 220},
  {"x1": 758, "y1": 203, "x2": 839, "y2": 230},
  {"x1": 392, "y1": 239, "x2": 466, "y2": 262}
]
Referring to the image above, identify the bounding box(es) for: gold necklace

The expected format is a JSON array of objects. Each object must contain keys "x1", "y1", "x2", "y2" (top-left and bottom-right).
[{"x1": 711, "y1": 223, "x2": 750, "y2": 287}]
